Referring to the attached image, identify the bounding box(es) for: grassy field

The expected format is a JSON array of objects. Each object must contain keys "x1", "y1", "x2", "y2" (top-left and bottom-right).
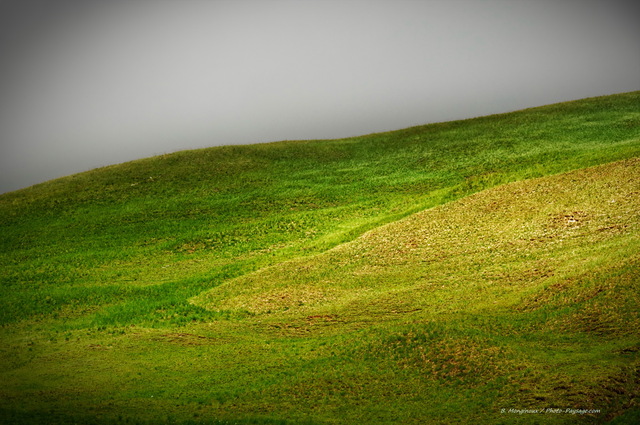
[{"x1": 0, "y1": 91, "x2": 639, "y2": 424}]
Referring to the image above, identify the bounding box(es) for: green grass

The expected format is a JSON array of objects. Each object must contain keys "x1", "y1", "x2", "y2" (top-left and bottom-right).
[{"x1": 0, "y1": 91, "x2": 639, "y2": 424}]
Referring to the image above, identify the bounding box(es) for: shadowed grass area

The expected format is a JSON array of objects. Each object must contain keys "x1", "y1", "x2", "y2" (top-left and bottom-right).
[{"x1": 0, "y1": 92, "x2": 639, "y2": 424}]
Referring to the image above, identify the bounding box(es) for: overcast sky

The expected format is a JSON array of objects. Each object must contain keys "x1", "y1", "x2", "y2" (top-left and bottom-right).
[{"x1": 0, "y1": 0, "x2": 639, "y2": 194}]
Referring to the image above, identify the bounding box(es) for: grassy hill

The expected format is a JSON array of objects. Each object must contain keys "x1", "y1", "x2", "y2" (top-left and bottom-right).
[{"x1": 0, "y1": 91, "x2": 639, "y2": 424}]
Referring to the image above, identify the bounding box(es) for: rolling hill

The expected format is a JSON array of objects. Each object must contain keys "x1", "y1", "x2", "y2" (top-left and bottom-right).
[{"x1": 1, "y1": 91, "x2": 639, "y2": 424}]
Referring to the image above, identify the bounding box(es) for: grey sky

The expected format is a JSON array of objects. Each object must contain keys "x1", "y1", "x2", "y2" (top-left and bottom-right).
[{"x1": 1, "y1": 0, "x2": 639, "y2": 194}]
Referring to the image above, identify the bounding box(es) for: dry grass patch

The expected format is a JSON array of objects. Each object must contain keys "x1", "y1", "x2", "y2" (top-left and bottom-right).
[{"x1": 194, "y1": 158, "x2": 639, "y2": 324}]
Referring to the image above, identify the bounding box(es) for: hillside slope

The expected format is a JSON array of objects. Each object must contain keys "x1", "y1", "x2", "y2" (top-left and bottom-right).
[
  {"x1": 1, "y1": 91, "x2": 639, "y2": 328},
  {"x1": 2, "y1": 157, "x2": 638, "y2": 424},
  {"x1": 0, "y1": 92, "x2": 639, "y2": 424}
]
